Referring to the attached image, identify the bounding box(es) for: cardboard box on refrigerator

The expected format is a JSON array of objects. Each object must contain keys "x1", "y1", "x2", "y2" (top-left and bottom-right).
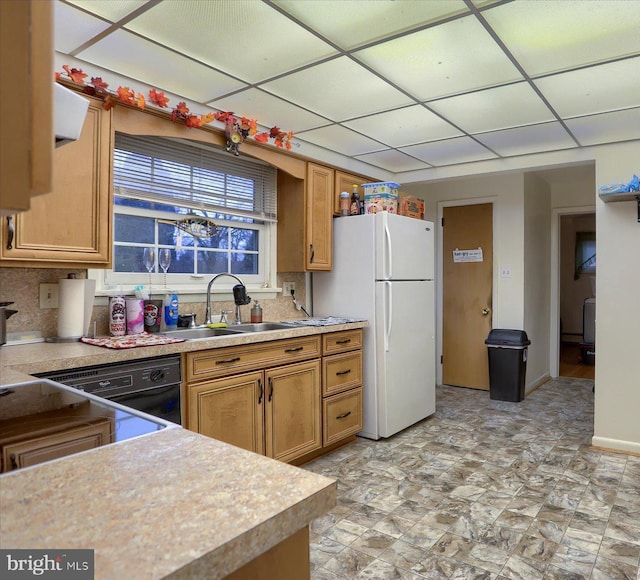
[{"x1": 398, "y1": 195, "x2": 425, "y2": 220}]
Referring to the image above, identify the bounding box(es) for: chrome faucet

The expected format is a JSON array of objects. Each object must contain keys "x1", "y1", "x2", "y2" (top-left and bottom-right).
[{"x1": 204, "y1": 273, "x2": 250, "y2": 325}]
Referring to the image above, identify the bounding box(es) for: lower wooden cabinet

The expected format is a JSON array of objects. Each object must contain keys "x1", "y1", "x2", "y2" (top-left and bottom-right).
[
  {"x1": 187, "y1": 360, "x2": 321, "y2": 463},
  {"x1": 185, "y1": 330, "x2": 363, "y2": 464}
]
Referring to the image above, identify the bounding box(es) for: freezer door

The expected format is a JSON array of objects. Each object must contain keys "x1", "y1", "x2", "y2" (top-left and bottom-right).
[
  {"x1": 375, "y1": 280, "x2": 436, "y2": 438},
  {"x1": 375, "y1": 212, "x2": 434, "y2": 280}
]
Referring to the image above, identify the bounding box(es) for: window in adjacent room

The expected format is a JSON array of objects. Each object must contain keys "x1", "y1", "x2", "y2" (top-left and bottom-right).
[
  {"x1": 91, "y1": 134, "x2": 277, "y2": 293},
  {"x1": 574, "y1": 231, "x2": 596, "y2": 279}
]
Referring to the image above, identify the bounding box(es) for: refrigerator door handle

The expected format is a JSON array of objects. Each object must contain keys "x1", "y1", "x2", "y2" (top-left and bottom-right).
[
  {"x1": 384, "y1": 221, "x2": 392, "y2": 279},
  {"x1": 384, "y1": 281, "x2": 392, "y2": 352}
]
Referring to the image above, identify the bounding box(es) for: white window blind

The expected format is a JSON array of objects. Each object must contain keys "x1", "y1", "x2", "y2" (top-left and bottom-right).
[{"x1": 113, "y1": 134, "x2": 277, "y2": 222}]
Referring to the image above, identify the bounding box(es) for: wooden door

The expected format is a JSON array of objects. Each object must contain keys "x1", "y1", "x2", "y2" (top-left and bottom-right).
[
  {"x1": 188, "y1": 371, "x2": 265, "y2": 455},
  {"x1": 305, "y1": 163, "x2": 333, "y2": 271},
  {"x1": 442, "y1": 204, "x2": 493, "y2": 389},
  {"x1": 0, "y1": 95, "x2": 113, "y2": 267},
  {"x1": 265, "y1": 360, "x2": 321, "y2": 463}
]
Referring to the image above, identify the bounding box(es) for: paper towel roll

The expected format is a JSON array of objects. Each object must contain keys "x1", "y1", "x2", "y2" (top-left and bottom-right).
[{"x1": 57, "y1": 278, "x2": 96, "y2": 338}]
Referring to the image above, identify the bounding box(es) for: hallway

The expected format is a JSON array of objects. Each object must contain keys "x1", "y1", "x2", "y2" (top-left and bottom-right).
[{"x1": 304, "y1": 379, "x2": 639, "y2": 579}]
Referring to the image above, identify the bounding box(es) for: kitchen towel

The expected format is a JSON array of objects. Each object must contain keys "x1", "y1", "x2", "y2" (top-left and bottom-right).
[{"x1": 57, "y1": 278, "x2": 96, "y2": 338}]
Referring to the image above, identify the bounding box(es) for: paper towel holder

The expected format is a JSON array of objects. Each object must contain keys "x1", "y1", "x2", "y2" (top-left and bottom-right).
[{"x1": 45, "y1": 273, "x2": 95, "y2": 343}]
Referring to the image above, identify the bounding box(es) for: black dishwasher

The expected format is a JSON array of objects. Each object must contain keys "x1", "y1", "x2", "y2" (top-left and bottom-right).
[{"x1": 37, "y1": 355, "x2": 182, "y2": 425}]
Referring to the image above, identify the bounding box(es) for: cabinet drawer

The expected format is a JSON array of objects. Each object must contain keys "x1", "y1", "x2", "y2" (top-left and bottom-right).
[
  {"x1": 323, "y1": 388, "x2": 363, "y2": 446},
  {"x1": 186, "y1": 336, "x2": 321, "y2": 382},
  {"x1": 322, "y1": 329, "x2": 363, "y2": 355},
  {"x1": 322, "y1": 351, "x2": 362, "y2": 396}
]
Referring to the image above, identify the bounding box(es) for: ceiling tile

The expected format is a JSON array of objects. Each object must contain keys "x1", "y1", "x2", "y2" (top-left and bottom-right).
[
  {"x1": 343, "y1": 105, "x2": 462, "y2": 147},
  {"x1": 429, "y1": 82, "x2": 555, "y2": 134},
  {"x1": 566, "y1": 108, "x2": 640, "y2": 147},
  {"x1": 483, "y1": 1, "x2": 640, "y2": 76},
  {"x1": 65, "y1": 0, "x2": 148, "y2": 22},
  {"x1": 400, "y1": 137, "x2": 497, "y2": 166},
  {"x1": 273, "y1": 0, "x2": 468, "y2": 50},
  {"x1": 207, "y1": 89, "x2": 326, "y2": 133},
  {"x1": 123, "y1": 0, "x2": 338, "y2": 83},
  {"x1": 474, "y1": 123, "x2": 577, "y2": 157},
  {"x1": 77, "y1": 30, "x2": 247, "y2": 102},
  {"x1": 262, "y1": 57, "x2": 413, "y2": 120},
  {"x1": 54, "y1": 2, "x2": 111, "y2": 53},
  {"x1": 355, "y1": 149, "x2": 431, "y2": 173},
  {"x1": 296, "y1": 125, "x2": 384, "y2": 156},
  {"x1": 536, "y1": 58, "x2": 640, "y2": 118},
  {"x1": 354, "y1": 15, "x2": 523, "y2": 101}
]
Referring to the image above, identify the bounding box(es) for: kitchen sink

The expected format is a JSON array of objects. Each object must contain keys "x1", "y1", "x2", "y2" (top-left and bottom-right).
[
  {"x1": 162, "y1": 327, "x2": 244, "y2": 340},
  {"x1": 223, "y1": 322, "x2": 294, "y2": 333}
]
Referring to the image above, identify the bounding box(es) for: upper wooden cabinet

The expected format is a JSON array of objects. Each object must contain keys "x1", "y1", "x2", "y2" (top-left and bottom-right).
[
  {"x1": 0, "y1": 0, "x2": 54, "y2": 214},
  {"x1": 0, "y1": 95, "x2": 114, "y2": 268},
  {"x1": 277, "y1": 162, "x2": 333, "y2": 272},
  {"x1": 334, "y1": 171, "x2": 370, "y2": 216}
]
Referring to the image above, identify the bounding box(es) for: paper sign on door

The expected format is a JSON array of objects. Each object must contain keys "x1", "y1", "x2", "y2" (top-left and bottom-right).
[{"x1": 453, "y1": 248, "x2": 483, "y2": 263}]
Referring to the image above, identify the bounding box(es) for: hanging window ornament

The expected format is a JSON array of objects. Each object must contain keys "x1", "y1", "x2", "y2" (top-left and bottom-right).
[{"x1": 225, "y1": 115, "x2": 244, "y2": 156}]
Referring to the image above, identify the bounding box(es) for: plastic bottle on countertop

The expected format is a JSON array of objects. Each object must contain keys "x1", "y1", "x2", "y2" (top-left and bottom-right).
[
  {"x1": 250, "y1": 299, "x2": 263, "y2": 323},
  {"x1": 339, "y1": 191, "x2": 350, "y2": 216},
  {"x1": 164, "y1": 292, "x2": 179, "y2": 329}
]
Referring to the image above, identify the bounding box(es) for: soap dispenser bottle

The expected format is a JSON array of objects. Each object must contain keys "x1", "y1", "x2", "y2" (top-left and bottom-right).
[{"x1": 250, "y1": 300, "x2": 263, "y2": 323}]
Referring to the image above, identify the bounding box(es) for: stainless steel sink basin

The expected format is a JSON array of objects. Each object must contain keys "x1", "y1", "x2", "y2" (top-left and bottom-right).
[
  {"x1": 227, "y1": 323, "x2": 294, "y2": 333},
  {"x1": 162, "y1": 327, "x2": 243, "y2": 340}
]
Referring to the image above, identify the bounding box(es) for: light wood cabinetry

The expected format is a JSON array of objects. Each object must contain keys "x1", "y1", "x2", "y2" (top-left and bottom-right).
[
  {"x1": 321, "y1": 329, "x2": 364, "y2": 446},
  {"x1": 185, "y1": 336, "x2": 322, "y2": 463},
  {"x1": 0, "y1": 402, "x2": 113, "y2": 473},
  {"x1": 0, "y1": 94, "x2": 114, "y2": 267},
  {"x1": 0, "y1": 0, "x2": 54, "y2": 214},
  {"x1": 277, "y1": 162, "x2": 333, "y2": 272},
  {"x1": 334, "y1": 171, "x2": 370, "y2": 216}
]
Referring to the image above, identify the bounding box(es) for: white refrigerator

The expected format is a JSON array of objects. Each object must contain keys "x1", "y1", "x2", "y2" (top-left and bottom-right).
[{"x1": 313, "y1": 212, "x2": 436, "y2": 440}]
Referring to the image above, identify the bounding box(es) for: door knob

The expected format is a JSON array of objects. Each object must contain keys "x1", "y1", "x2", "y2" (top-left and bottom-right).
[{"x1": 482, "y1": 308, "x2": 491, "y2": 316}]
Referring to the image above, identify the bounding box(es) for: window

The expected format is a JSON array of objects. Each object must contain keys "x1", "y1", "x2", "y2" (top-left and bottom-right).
[
  {"x1": 92, "y1": 134, "x2": 277, "y2": 294},
  {"x1": 574, "y1": 231, "x2": 596, "y2": 279}
]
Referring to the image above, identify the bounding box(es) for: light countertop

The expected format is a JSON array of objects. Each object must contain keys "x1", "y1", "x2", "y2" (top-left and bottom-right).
[{"x1": 0, "y1": 427, "x2": 336, "y2": 579}]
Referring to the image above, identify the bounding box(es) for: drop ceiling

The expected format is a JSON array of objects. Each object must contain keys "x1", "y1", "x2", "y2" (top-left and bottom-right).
[{"x1": 55, "y1": 0, "x2": 640, "y2": 182}]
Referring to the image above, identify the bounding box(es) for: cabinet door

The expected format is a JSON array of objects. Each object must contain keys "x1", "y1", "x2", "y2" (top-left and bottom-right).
[
  {"x1": 188, "y1": 371, "x2": 265, "y2": 455},
  {"x1": 0, "y1": 95, "x2": 113, "y2": 267},
  {"x1": 2, "y1": 420, "x2": 112, "y2": 472},
  {"x1": 265, "y1": 360, "x2": 321, "y2": 463},
  {"x1": 305, "y1": 163, "x2": 333, "y2": 271},
  {"x1": 334, "y1": 171, "x2": 368, "y2": 216}
]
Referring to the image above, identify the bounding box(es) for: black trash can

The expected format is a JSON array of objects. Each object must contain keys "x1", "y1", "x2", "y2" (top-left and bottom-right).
[{"x1": 485, "y1": 329, "x2": 531, "y2": 402}]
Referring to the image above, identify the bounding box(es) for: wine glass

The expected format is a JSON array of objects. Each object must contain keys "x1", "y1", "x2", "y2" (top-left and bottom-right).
[
  {"x1": 143, "y1": 248, "x2": 156, "y2": 290},
  {"x1": 159, "y1": 249, "x2": 171, "y2": 288}
]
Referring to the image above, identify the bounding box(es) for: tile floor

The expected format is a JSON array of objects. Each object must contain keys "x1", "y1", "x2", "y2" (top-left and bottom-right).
[{"x1": 303, "y1": 378, "x2": 640, "y2": 579}]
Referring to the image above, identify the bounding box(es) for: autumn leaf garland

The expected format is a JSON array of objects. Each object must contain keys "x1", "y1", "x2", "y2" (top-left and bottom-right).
[{"x1": 56, "y1": 65, "x2": 294, "y2": 150}]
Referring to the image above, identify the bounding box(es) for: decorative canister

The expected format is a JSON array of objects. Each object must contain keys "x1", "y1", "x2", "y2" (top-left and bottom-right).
[
  {"x1": 126, "y1": 298, "x2": 145, "y2": 335},
  {"x1": 143, "y1": 299, "x2": 163, "y2": 333},
  {"x1": 109, "y1": 295, "x2": 127, "y2": 337}
]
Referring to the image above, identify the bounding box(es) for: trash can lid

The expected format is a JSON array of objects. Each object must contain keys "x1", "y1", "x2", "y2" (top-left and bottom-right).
[{"x1": 485, "y1": 329, "x2": 531, "y2": 346}]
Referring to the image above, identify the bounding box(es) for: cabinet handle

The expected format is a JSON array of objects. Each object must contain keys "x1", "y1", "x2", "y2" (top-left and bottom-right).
[
  {"x1": 284, "y1": 346, "x2": 303, "y2": 353},
  {"x1": 215, "y1": 357, "x2": 241, "y2": 365},
  {"x1": 336, "y1": 411, "x2": 351, "y2": 420},
  {"x1": 336, "y1": 369, "x2": 351, "y2": 376},
  {"x1": 10, "y1": 454, "x2": 18, "y2": 470},
  {"x1": 268, "y1": 377, "x2": 274, "y2": 402},
  {"x1": 336, "y1": 339, "x2": 351, "y2": 345},
  {"x1": 6, "y1": 216, "x2": 14, "y2": 250},
  {"x1": 309, "y1": 243, "x2": 314, "y2": 263},
  {"x1": 258, "y1": 378, "x2": 263, "y2": 404}
]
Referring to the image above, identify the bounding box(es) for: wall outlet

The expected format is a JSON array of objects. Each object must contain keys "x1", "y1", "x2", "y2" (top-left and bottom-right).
[
  {"x1": 501, "y1": 267, "x2": 513, "y2": 278},
  {"x1": 283, "y1": 281, "x2": 296, "y2": 296},
  {"x1": 40, "y1": 283, "x2": 59, "y2": 308}
]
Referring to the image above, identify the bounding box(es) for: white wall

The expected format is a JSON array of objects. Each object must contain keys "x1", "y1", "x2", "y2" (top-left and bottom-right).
[
  {"x1": 523, "y1": 173, "x2": 551, "y2": 389},
  {"x1": 592, "y1": 142, "x2": 640, "y2": 454}
]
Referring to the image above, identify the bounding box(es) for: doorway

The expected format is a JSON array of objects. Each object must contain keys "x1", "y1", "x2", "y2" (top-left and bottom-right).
[
  {"x1": 441, "y1": 203, "x2": 494, "y2": 389},
  {"x1": 553, "y1": 209, "x2": 596, "y2": 380}
]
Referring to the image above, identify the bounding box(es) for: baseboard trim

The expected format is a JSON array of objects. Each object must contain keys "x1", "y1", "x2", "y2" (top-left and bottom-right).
[
  {"x1": 591, "y1": 436, "x2": 640, "y2": 456},
  {"x1": 525, "y1": 373, "x2": 551, "y2": 395}
]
